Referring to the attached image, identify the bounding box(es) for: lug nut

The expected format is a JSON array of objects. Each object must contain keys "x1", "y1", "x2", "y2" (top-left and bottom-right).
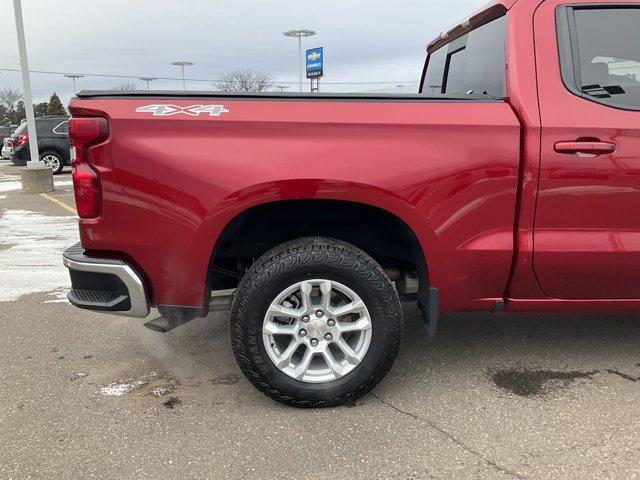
[
  {"x1": 316, "y1": 310, "x2": 323, "y2": 318},
  {"x1": 327, "y1": 319, "x2": 335, "y2": 327},
  {"x1": 298, "y1": 329, "x2": 307, "y2": 337},
  {"x1": 301, "y1": 315, "x2": 310, "y2": 323},
  {"x1": 310, "y1": 338, "x2": 319, "y2": 346},
  {"x1": 324, "y1": 333, "x2": 333, "y2": 342}
]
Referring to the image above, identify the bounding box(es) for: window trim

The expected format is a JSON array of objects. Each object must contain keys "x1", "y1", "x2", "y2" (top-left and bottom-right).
[
  {"x1": 556, "y1": 3, "x2": 640, "y2": 112},
  {"x1": 52, "y1": 120, "x2": 69, "y2": 135}
]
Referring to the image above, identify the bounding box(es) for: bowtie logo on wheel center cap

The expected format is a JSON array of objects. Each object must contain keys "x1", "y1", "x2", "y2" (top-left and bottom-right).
[{"x1": 308, "y1": 319, "x2": 327, "y2": 338}]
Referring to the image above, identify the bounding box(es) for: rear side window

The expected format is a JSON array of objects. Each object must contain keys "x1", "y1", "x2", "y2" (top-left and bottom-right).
[
  {"x1": 53, "y1": 121, "x2": 69, "y2": 134},
  {"x1": 422, "y1": 15, "x2": 506, "y2": 98},
  {"x1": 558, "y1": 6, "x2": 640, "y2": 110}
]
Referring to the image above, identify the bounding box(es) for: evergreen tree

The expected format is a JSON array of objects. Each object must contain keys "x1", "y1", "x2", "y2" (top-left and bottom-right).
[
  {"x1": 11, "y1": 100, "x2": 25, "y2": 124},
  {"x1": 33, "y1": 102, "x2": 48, "y2": 117},
  {"x1": 46, "y1": 92, "x2": 66, "y2": 115}
]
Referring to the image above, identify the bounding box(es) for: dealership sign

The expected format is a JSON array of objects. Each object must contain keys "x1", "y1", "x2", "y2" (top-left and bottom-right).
[{"x1": 306, "y1": 47, "x2": 324, "y2": 78}]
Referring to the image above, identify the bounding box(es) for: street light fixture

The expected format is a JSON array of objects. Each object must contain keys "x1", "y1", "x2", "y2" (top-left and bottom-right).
[
  {"x1": 64, "y1": 74, "x2": 84, "y2": 94},
  {"x1": 171, "y1": 61, "x2": 194, "y2": 90},
  {"x1": 283, "y1": 29, "x2": 316, "y2": 92},
  {"x1": 275, "y1": 85, "x2": 290, "y2": 92},
  {"x1": 140, "y1": 77, "x2": 157, "y2": 91}
]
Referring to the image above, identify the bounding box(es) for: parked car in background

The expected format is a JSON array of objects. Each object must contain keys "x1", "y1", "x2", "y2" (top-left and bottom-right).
[
  {"x1": 0, "y1": 125, "x2": 18, "y2": 159},
  {"x1": 0, "y1": 125, "x2": 18, "y2": 138},
  {"x1": 2, "y1": 138, "x2": 13, "y2": 159},
  {"x1": 11, "y1": 115, "x2": 70, "y2": 174}
]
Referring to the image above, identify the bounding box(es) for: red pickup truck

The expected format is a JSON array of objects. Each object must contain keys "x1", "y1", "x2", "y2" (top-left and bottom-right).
[{"x1": 63, "y1": 0, "x2": 640, "y2": 407}]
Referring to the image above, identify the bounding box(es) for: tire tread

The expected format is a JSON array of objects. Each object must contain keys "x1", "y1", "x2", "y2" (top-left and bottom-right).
[{"x1": 230, "y1": 237, "x2": 402, "y2": 408}]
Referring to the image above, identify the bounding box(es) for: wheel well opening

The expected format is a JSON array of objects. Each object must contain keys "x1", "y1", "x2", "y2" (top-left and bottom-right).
[{"x1": 208, "y1": 200, "x2": 427, "y2": 297}]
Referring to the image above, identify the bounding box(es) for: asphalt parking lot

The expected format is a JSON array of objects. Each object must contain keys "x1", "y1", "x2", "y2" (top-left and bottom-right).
[{"x1": 1, "y1": 159, "x2": 639, "y2": 479}]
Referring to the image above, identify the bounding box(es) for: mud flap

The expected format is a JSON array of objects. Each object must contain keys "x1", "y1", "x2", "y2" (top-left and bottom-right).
[
  {"x1": 418, "y1": 287, "x2": 439, "y2": 338},
  {"x1": 426, "y1": 287, "x2": 439, "y2": 338}
]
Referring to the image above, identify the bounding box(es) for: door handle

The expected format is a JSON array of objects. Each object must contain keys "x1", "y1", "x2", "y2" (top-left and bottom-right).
[{"x1": 554, "y1": 141, "x2": 617, "y2": 156}]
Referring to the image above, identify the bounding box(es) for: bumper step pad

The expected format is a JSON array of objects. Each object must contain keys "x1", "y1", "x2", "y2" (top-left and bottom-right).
[{"x1": 68, "y1": 288, "x2": 129, "y2": 311}]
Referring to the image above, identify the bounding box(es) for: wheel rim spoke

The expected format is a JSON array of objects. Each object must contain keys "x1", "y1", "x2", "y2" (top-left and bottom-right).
[
  {"x1": 330, "y1": 300, "x2": 364, "y2": 318},
  {"x1": 337, "y1": 316, "x2": 371, "y2": 333},
  {"x1": 276, "y1": 338, "x2": 300, "y2": 368},
  {"x1": 319, "y1": 280, "x2": 332, "y2": 311},
  {"x1": 293, "y1": 347, "x2": 314, "y2": 380},
  {"x1": 300, "y1": 281, "x2": 313, "y2": 311},
  {"x1": 337, "y1": 338, "x2": 360, "y2": 365},
  {"x1": 267, "y1": 304, "x2": 301, "y2": 319},
  {"x1": 263, "y1": 321, "x2": 297, "y2": 336},
  {"x1": 322, "y1": 349, "x2": 344, "y2": 378}
]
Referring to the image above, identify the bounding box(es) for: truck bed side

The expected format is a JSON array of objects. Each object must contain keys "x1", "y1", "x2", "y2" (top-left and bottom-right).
[{"x1": 69, "y1": 94, "x2": 520, "y2": 313}]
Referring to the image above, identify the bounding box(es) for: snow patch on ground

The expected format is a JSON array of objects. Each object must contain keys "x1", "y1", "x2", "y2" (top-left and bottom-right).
[
  {"x1": 151, "y1": 387, "x2": 169, "y2": 397},
  {"x1": 0, "y1": 194, "x2": 6, "y2": 200},
  {"x1": 0, "y1": 209, "x2": 79, "y2": 301},
  {"x1": 99, "y1": 372, "x2": 169, "y2": 398},
  {"x1": 0, "y1": 178, "x2": 22, "y2": 193},
  {"x1": 44, "y1": 288, "x2": 70, "y2": 304},
  {"x1": 100, "y1": 381, "x2": 145, "y2": 397}
]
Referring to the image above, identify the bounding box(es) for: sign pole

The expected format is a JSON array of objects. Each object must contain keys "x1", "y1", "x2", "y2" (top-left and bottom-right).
[
  {"x1": 12, "y1": 0, "x2": 41, "y2": 168},
  {"x1": 298, "y1": 36, "x2": 303, "y2": 93}
]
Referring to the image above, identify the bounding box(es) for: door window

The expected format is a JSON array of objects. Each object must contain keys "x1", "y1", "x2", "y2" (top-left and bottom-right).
[{"x1": 558, "y1": 6, "x2": 640, "y2": 110}]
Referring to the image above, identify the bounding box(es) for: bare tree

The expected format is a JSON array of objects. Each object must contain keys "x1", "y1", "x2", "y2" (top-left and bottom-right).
[
  {"x1": 214, "y1": 70, "x2": 275, "y2": 92},
  {"x1": 0, "y1": 87, "x2": 23, "y2": 119},
  {"x1": 111, "y1": 82, "x2": 138, "y2": 91}
]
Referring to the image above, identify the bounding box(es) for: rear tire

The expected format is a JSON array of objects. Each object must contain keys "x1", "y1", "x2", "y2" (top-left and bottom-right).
[
  {"x1": 40, "y1": 151, "x2": 64, "y2": 175},
  {"x1": 230, "y1": 237, "x2": 403, "y2": 407}
]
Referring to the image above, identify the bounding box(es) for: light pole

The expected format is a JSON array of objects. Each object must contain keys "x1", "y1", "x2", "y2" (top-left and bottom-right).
[
  {"x1": 12, "y1": 0, "x2": 41, "y2": 169},
  {"x1": 140, "y1": 77, "x2": 157, "y2": 91},
  {"x1": 171, "y1": 61, "x2": 194, "y2": 90},
  {"x1": 276, "y1": 85, "x2": 290, "y2": 92},
  {"x1": 283, "y1": 29, "x2": 316, "y2": 92},
  {"x1": 64, "y1": 74, "x2": 84, "y2": 94}
]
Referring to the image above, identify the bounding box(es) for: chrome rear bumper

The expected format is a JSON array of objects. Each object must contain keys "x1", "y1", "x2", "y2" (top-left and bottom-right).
[{"x1": 63, "y1": 243, "x2": 150, "y2": 318}]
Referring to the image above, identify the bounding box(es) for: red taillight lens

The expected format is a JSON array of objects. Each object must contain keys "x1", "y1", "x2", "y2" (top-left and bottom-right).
[
  {"x1": 16, "y1": 134, "x2": 28, "y2": 147},
  {"x1": 69, "y1": 117, "x2": 109, "y2": 219},
  {"x1": 5, "y1": 139, "x2": 13, "y2": 148}
]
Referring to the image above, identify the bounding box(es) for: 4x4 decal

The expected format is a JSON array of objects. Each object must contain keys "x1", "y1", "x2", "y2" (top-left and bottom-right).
[{"x1": 135, "y1": 104, "x2": 229, "y2": 117}]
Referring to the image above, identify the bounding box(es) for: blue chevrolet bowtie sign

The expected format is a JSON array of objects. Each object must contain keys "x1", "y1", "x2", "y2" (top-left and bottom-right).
[{"x1": 306, "y1": 47, "x2": 324, "y2": 78}]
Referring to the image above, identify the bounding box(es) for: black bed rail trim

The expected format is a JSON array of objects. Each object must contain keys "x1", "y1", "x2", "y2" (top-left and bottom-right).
[{"x1": 74, "y1": 90, "x2": 502, "y2": 102}]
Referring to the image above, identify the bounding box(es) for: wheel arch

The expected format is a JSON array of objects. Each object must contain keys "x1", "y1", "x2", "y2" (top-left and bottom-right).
[{"x1": 200, "y1": 179, "x2": 436, "y2": 317}]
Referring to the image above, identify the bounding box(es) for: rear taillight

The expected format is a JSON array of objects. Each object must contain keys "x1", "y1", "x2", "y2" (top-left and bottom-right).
[
  {"x1": 5, "y1": 139, "x2": 13, "y2": 148},
  {"x1": 69, "y1": 117, "x2": 109, "y2": 219},
  {"x1": 16, "y1": 134, "x2": 28, "y2": 147}
]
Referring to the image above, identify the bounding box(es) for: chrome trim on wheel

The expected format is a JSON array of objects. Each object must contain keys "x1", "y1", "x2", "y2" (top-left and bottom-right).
[{"x1": 262, "y1": 279, "x2": 372, "y2": 384}]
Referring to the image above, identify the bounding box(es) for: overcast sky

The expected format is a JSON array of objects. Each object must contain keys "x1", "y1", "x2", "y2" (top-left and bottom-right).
[{"x1": 0, "y1": 0, "x2": 485, "y2": 106}]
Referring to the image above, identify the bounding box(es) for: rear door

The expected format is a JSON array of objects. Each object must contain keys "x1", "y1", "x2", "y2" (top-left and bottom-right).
[{"x1": 533, "y1": 1, "x2": 640, "y2": 299}]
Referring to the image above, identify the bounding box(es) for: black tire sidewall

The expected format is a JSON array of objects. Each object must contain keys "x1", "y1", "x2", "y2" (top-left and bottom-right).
[{"x1": 230, "y1": 238, "x2": 402, "y2": 406}]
